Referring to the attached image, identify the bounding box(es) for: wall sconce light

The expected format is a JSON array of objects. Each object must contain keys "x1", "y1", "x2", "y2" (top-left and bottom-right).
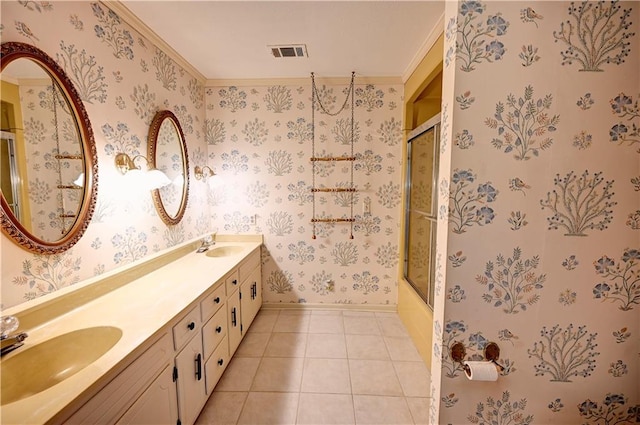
[
  {"x1": 194, "y1": 165, "x2": 215, "y2": 181},
  {"x1": 115, "y1": 152, "x2": 171, "y2": 190}
]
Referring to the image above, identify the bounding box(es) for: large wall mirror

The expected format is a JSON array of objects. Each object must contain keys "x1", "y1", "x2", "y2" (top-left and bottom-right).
[
  {"x1": 1, "y1": 42, "x2": 98, "y2": 254},
  {"x1": 148, "y1": 110, "x2": 188, "y2": 226}
]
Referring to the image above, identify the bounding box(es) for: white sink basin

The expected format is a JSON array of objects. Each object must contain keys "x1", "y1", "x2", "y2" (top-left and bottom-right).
[
  {"x1": 205, "y1": 246, "x2": 244, "y2": 257},
  {"x1": 1, "y1": 326, "x2": 122, "y2": 405}
]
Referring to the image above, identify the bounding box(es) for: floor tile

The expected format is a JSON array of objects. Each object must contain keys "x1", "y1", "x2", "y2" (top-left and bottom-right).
[
  {"x1": 393, "y1": 361, "x2": 431, "y2": 397},
  {"x1": 306, "y1": 333, "x2": 347, "y2": 358},
  {"x1": 214, "y1": 357, "x2": 260, "y2": 392},
  {"x1": 376, "y1": 315, "x2": 410, "y2": 337},
  {"x1": 251, "y1": 357, "x2": 304, "y2": 392},
  {"x1": 297, "y1": 393, "x2": 355, "y2": 425},
  {"x1": 353, "y1": 395, "x2": 413, "y2": 424},
  {"x1": 273, "y1": 312, "x2": 310, "y2": 333},
  {"x1": 346, "y1": 334, "x2": 389, "y2": 360},
  {"x1": 349, "y1": 359, "x2": 403, "y2": 396},
  {"x1": 264, "y1": 332, "x2": 308, "y2": 357},
  {"x1": 248, "y1": 310, "x2": 279, "y2": 333},
  {"x1": 384, "y1": 336, "x2": 423, "y2": 361},
  {"x1": 237, "y1": 392, "x2": 299, "y2": 425},
  {"x1": 344, "y1": 315, "x2": 382, "y2": 335},
  {"x1": 195, "y1": 391, "x2": 247, "y2": 425},
  {"x1": 205, "y1": 309, "x2": 430, "y2": 425},
  {"x1": 234, "y1": 331, "x2": 270, "y2": 357},
  {"x1": 406, "y1": 397, "x2": 431, "y2": 425},
  {"x1": 301, "y1": 358, "x2": 351, "y2": 394},
  {"x1": 308, "y1": 314, "x2": 345, "y2": 334}
]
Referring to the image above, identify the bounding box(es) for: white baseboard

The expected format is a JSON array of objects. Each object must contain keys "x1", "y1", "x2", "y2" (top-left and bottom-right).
[{"x1": 261, "y1": 302, "x2": 397, "y2": 313}]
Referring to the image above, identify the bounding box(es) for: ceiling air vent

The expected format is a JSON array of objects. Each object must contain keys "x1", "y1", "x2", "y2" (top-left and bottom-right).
[{"x1": 269, "y1": 44, "x2": 308, "y2": 58}]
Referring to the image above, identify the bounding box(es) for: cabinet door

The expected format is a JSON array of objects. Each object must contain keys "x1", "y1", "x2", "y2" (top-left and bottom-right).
[
  {"x1": 116, "y1": 365, "x2": 178, "y2": 425},
  {"x1": 240, "y1": 266, "x2": 262, "y2": 332},
  {"x1": 226, "y1": 289, "x2": 242, "y2": 357},
  {"x1": 67, "y1": 333, "x2": 173, "y2": 424},
  {"x1": 175, "y1": 335, "x2": 207, "y2": 425}
]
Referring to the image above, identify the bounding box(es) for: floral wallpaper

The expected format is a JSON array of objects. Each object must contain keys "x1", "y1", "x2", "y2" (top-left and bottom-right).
[
  {"x1": 432, "y1": 1, "x2": 639, "y2": 424},
  {"x1": 205, "y1": 81, "x2": 403, "y2": 305},
  {"x1": 2, "y1": 1, "x2": 638, "y2": 423},
  {"x1": 1, "y1": 1, "x2": 208, "y2": 308},
  {"x1": 1, "y1": 2, "x2": 403, "y2": 310}
]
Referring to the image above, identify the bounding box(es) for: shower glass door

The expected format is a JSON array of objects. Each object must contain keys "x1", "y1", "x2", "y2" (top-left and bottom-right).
[{"x1": 404, "y1": 115, "x2": 440, "y2": 308}]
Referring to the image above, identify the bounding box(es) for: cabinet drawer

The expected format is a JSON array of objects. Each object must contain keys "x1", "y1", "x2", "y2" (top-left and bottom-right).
[
  {"x1": 202, "y1": 306, "x2": 227, "y2": 360},
  {"x1": 172, "y1": 306, "x2": 201, "y2": 351},
  {"x1": 201, "y1": 283, "x2": 225, "y2": 322},
  {"x1": 225, "y1": 269, "x2": 240, "y2": 294},
  {"x1": 239, "y1": 249, "x2": 260, "y2": 283},
  {"x1": 204, "y1": 336, "x2": 229, "y2": 395}
]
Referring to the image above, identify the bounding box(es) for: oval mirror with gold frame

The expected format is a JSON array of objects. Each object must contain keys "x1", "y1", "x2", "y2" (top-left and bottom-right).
[
  {"x1": 148, "y1": 110, "x2": 189, "y2": 226},
  {"x1": 0, "y1": 42, "x2": 98, "y2": 254}
]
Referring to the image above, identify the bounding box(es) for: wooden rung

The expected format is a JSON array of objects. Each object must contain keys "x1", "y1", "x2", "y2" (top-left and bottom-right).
[
  {"x1": 311, "y1": 218, "x2": 356, "y2": 223},
  {"x1": 55, "y1": 154, "x2": 83, "y2": 160},
  {"x1": 310, "y1": 156, "x2": 356, "y2": 162},
  {"x1": 311, "y1": 188, "x2": 357, "y2": 193}
]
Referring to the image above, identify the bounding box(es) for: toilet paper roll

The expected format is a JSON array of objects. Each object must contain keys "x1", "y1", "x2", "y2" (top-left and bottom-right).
[{"x1": 463, "y1": 361, "x2": 499, "y2": 381}]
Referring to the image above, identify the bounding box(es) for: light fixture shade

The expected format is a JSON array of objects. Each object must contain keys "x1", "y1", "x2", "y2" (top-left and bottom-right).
[
  {"x1": 114, "y1": 152, "x2": 172, "y2": 190},
  {"x1": 147, "y1": 168, "x2": 172, "y2": 190},
  {"x1": 207, "y1": 173, "x2": 221, "y2": 189},
  {"x1": 122, "y1": 167, "x2": 145, "y2": 188},
  {"x1": 173, "y1": 174, "x2": 185, "y2": 187},
  {"x1": 73, "y1": 173, "x2": 85, "y2": 187}
]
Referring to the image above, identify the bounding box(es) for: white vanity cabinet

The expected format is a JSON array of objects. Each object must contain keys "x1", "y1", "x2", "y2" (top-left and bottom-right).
[{"x1": 61, "y1": 244, "x2": 262, "y2": 425}]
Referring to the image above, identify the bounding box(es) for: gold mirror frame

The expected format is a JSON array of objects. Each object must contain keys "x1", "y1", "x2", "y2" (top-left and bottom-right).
[
  {"x1": 148, "y1": 110, "x2": 189, "y2": 226},
  {"x1": 0, "y1": 42, "x2": 98, "y2": 254}
]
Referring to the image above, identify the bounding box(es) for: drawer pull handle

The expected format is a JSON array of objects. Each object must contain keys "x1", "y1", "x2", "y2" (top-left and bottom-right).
[
  {"x1": 231, "y1": 307, "x2": 237, "y2": 327},
  {"x1": 195, "y1": 353, "x2": 202, "y2": 381},
  {"x1": 218, "y1": 358, "x2": 224, "y2": 366},
  {"x1": 216, "y1": 326, "x2": 222, "y2": 333},
  {"x1": 232, "y1": 279, "x2": 238, "y2": 285},
  {"x1": 214, "y1": 297, "x2": 220, "y2": 304},
  {"x1": 187, "y1": 322, "x2": 195, "y2": 330}
]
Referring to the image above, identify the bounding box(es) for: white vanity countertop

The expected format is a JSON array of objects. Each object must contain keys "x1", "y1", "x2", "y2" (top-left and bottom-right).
[{"x1": 1, "y1": 235, "x2": 262, "y2": 425}]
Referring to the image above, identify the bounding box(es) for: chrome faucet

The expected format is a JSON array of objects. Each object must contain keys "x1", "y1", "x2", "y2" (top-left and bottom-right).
[
  {"x1": 1, "y1": 315, "x2": 28, "y2": 356},
  {"x1": 196, "y1": 231, "x2": 216, "y2": 253}
]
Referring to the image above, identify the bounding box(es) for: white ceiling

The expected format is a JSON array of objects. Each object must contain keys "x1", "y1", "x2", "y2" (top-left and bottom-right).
[{"x1": 119, "y1": 1, "x2": 445, "y2": 80}]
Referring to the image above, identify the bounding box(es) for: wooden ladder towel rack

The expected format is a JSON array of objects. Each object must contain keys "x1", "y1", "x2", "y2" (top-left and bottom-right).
[{"x1": 310, "y1": 72, "x2": 357, "y2": 239}]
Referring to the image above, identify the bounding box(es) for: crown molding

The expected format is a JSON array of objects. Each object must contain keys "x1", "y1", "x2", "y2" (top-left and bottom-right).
[
  {"x1": 402, "y1": 12, "x2": 445, "y2": 84},
  {"x1": 206, "y1": 76, "x2": 402, "y2": 87},
  {"x1": 100, "y1": 1, "x2": 206, "y2": 84}
]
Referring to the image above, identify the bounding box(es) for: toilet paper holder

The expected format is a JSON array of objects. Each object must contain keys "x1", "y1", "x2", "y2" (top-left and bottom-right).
[{"x1": 450, "y1": 341, "x2": 505, "y2": 374}]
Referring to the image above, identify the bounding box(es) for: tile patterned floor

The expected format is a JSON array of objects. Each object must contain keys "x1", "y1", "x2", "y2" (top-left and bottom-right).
[{"x1": 195, "y1": 309, "x2": 431, "y2": 425}]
